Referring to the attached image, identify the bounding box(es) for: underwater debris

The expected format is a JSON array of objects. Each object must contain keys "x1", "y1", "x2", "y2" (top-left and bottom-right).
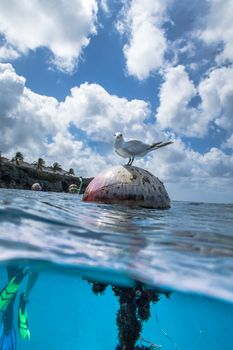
[
  {"x1": 139, "y1": 335, "x2": 161, "y2": 349},
  {"x1": 87, "y1": 279, "x2": 170, "y2": 350},
  {"x1": 154, "y1": 309, "x2": 179, "y2": 350}
]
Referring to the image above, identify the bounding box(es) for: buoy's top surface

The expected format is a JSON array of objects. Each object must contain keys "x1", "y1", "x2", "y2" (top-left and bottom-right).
[{"x1": 86, "y1": 165, "x2": 157, "y2": 189}]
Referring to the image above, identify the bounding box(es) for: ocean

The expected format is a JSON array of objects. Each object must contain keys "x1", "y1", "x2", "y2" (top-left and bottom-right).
[{"x1": 0, "y1": 188, "x2": 233, "y2": 350}]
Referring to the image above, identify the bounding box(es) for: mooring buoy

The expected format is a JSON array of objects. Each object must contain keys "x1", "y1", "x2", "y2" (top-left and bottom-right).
[{"x1": 82, "y1": 166, "x2": 170, "y2": 209}]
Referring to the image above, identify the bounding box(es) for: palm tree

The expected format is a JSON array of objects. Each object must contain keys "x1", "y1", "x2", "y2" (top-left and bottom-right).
[
  {"x1": 34, "y1": 158, "x2": 46, "y2": 171},
  {"x1": 15, "y1": 152, "x2": 24, "y2": 165},
  {"x1": 52, "y1": 162, "x2": 62, "y2": 172},
  {"x1": 68, "y1": 168, "x2": 75, "y2": 176}
]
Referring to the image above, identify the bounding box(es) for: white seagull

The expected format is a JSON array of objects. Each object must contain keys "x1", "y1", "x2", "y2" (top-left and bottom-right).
[{"x1": 114, "y1": 132, "x2": 173, "y2": 166}]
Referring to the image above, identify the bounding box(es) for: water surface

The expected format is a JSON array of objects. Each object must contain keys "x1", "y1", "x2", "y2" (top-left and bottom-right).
[
  {"x1": 0, "y1": 189, "x2": 233, "y2": 350},
  {"x1": 0, "y1": 189, "x2": 232, "y2": 301}
]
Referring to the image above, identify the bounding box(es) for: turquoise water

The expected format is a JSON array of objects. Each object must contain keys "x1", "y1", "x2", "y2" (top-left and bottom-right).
[{"x1": 0, "y1": 189, "x2": 233, "y2": 349}]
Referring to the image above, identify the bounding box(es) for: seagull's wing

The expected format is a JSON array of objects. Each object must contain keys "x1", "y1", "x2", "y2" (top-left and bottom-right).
[{"x1": 123, "y1": 140, "x2": 150, "y2": 155}]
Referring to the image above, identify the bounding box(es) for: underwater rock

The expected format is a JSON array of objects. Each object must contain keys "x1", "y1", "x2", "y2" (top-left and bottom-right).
[{"x1": 82, "y1": 165, "x2": 170, "y2": 209}]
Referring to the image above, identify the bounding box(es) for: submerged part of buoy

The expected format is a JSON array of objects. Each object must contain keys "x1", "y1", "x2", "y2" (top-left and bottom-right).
[
  {"x1": 31, "y1": 183, "x2": 41, "y2": 191},
  {"x1": 82, "y1": 166, "x2": 170, "y2": 209}
]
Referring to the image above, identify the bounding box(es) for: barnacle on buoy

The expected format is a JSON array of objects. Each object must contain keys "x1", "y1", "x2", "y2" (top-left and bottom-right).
[{"x1": 82, "y1": 166, "x2": 170, "y2": 209}]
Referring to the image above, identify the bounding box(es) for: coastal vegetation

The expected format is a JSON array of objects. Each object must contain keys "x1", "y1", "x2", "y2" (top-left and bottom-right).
[
  {"x1": 33, "y1": 157, "x2": 46, "y2": 171},
  {"x1": 52, "y1": 162, "x2": 62, "y2": 172},
  {"x1": 68, "y1": 168, "x2": 75, "y2": 175},
  {"x1": 9, "y1": 151, "x2": 24, "y2": 165},
  {"x1": 1, "y1": 151, "x2": 72, "y2": 176},
  {"x1": 0, "y1": 151, "x2": 91, "y2": 192}
]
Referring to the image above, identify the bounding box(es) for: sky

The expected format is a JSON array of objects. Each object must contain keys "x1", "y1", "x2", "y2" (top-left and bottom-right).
[{"x1": 0, "y1": 0, "x2": 233, "y2": 203}]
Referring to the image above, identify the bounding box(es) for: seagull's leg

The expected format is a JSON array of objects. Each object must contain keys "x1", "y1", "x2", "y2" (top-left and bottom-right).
[
  {"x1": 128, "y1": 156, "x2": 134, "y2": 166},
  {"x1": 126, "y1": 157, "x2": 131, "y2": 166},
  {"x1": 130, "y1": 156, "x2": 134, "y2": 166}
]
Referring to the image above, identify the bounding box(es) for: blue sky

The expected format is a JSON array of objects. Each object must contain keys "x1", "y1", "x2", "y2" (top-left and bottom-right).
[{"x1": 0, "y1": 0, "x2": 233, "y2": 203}]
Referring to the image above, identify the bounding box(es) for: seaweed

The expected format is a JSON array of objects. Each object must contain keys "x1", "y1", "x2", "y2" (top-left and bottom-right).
[
  {"x1": 87, "y1": 279, "x2": 171, "y2": 350},
  {"x1": 84, "y1": 279, "x2": 108, "y2": 295}
]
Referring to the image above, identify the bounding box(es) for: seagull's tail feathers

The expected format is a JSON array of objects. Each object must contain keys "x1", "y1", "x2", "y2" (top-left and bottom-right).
[{"x1": 150, "y1": 141, "x2": 173, "y2": 151}]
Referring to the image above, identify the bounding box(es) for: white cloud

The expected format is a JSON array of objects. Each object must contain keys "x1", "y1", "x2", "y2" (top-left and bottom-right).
[
  {"x1": 198, "y1": 66, "x2": 233, "y2": 132},
  {"x1": 59, "y1": 82, "x2": 151, "y2": 142},
  {"x1": 0, "y1": 63, "x2": 25, "y2": 117},
  {"x1": 0, "y1": 44, "x2": 20, "y2": 61},
  {"x1": 201, "y1": 147, "x2": 233, "y2": 177},
  {"x1": 46, "y1": 132, "x2": 108, "y2": 176},
  {"x1": 156, "y1": 65, "x2": 233, "y2": 137},
  {"x1": 222, "y1": 134, "x2": 233, "y2": 150},
  {"x1": 116, "y1": 0, "x2": 168, "y2": 80},
  {"x1": 159, "y1": 144, "x2": 233, "y2": 184},
  {"x1": 0, "y1": 0, "x2": 98, "y2": 72},
  {"x1": 200, "y1": 0, "x2": 233, "y2": 64},
  {"x1": 156, "y1": 65, "x2": 204, "y2": 136},
  {"x1": 0, "y1": 65, "x2": 60, "y2": 158},
  {"x1": 145, "y1": 139, "x2": 233, "y2": 202},
  {"x1": 99, "y1": 0, "x2": 109, "y2": 13}
]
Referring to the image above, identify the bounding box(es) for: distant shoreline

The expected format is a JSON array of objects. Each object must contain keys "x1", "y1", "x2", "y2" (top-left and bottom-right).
[{"x1": 0, "y1": 159, "x2": 92, "y2": 193}]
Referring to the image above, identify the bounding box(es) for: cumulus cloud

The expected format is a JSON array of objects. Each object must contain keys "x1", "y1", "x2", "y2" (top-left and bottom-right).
[
  {"x1": 0, "y1": 44, "x2": 20, "y2": 61},
  {"x1": 59, "y1": 82, "x2": 151, "y2": 142},
  {"x1": 222, "y1": 134, "x2": 233, "y2": 150},
  {"x1": 156, "y1": 65, "x2": 203, "y2": 136},
  {"x1": 0, "y1": 63, "x2": 25, "y2": 117},
  {"x1": 145, "y1": 139, "x2": 233, "y2": 202},
  {"x1": 198, "y1": 66, "x2": 233, "y2": 132},
  {"x1": 0, "y1": 0, "x2": 98, "y2": 72},
  {"x1": 99, "y1": 0, "x2": 109, "y2": 13},
  {"x1": 0, "y1": 64, "x2": 59, "y2": 158},
  {"x1": 116, "y1": 0, "x2": 168, "y2": 79},
  {"x1": 200, "y1": 0, "x2": 233, "y2": 64},
  {"x1": 156, "y1": 65, "x2": 233, "y2": 137},
  {"x1": 46, "y1": 132, "x2": 108, "y2": 176}
]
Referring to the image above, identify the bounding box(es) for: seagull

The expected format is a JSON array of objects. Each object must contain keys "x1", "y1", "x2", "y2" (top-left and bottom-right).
[{"x1": 114, "y1": 132, "x2": 173, "y2": 166}]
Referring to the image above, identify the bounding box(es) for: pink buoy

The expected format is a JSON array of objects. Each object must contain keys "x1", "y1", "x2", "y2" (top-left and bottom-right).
[{"x1": 82, "y1": 166, "x2": 170, "y2": 209}]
